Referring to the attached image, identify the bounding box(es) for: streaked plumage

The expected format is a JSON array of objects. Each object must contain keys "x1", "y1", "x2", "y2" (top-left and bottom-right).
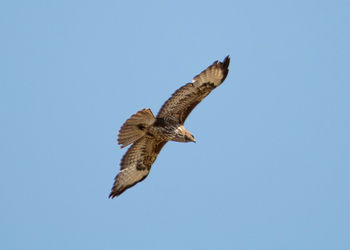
[{"x1": 109, "y1": 56, "x2": 230, "y2": 198}]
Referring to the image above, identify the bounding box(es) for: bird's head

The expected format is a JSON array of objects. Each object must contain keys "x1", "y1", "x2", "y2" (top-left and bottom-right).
[
  {"x1": 175, "y1": 125, "x2": 196, "y2": 143},
  {"x1": 184, "y1": 131, "x2": 196, "y2": 143}
]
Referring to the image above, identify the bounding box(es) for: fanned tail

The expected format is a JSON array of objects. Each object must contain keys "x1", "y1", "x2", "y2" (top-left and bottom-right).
[{"x1": 117, "y1": 108, "x2": 155, "y2": 148}]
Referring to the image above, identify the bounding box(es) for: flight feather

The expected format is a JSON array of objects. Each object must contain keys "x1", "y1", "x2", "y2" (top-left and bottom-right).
[{"x1": 157, "y1": 56, "x2": 230, "y2": 124}]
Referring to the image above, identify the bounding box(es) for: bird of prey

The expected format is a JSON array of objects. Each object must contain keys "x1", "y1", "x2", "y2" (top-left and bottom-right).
[{"x1": 109, "y1": 56, "x2": 230, "y2": 198}]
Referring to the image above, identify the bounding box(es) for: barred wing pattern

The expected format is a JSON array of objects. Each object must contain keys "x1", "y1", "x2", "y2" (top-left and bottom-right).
[
  {"x1": 109, "y1": 136, "x2": 167, "y2": 198},
  {"x1": 156, "y1": 56, "x2": 230, "y2": 124}
]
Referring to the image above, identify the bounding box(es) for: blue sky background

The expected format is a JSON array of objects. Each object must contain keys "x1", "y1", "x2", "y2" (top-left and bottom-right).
[{"x1": 1, "y1": 1, "x2": 349, "y2": 249}]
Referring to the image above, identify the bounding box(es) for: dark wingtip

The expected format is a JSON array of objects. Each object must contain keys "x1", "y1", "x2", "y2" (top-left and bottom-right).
[
  {"x1": 109, "y1": 184, "x2": 125, "y2": 199},
  {"x1": 109, "y1": 190, "x2": 122, "y2": 199},
  {"x1": 109, "y1": 177, "x2": 140, "y2": 199},
  {"x1": 109, "y1": 192, "x2": 116, "y2": 199},
  {"x1": 219, "y1": 55, "x2": 230, "y2": 82},
  {"x1": 109, "y1": 183, "x2": 122, "y2": 199},
  {"x1": 222, "y1": 55, "x2": 230, "y2": 69}
]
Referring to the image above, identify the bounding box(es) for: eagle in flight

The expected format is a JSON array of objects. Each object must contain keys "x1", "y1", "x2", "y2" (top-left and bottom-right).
[{"x1": 109, "y1": 56, "x2": 230, "y2": 198}]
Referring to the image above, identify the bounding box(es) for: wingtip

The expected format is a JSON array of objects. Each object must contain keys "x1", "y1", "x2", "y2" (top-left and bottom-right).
[
  {"x1": 218, "y1": 55, "x2": 230, "y2": 82},
  {"x1": 109, "y1": 189, "x2": 122, "y2": 199},
  {"x1": 109, "y1": 193, "x2": 117, "y2": 199},
  {"x1": 222, "y1": 55, "x2": 230, "y2": 69}
]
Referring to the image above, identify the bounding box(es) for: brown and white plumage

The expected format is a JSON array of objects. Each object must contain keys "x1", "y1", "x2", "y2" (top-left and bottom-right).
[
  {"x1": 110, "y1": 136, "x2": 167, "y2": 197},
  {"x1": 109, "y1": 56, "x2": 230, "y2": 198},
  {"x1": 157, "y1": 57, "x2": 230, "y2": 124},
  {"x1": 118, "y1": 108, "x2": 155, "y2": 148}
]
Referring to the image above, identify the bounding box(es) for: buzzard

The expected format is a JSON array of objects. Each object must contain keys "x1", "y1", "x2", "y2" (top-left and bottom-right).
[{"x1": 109, "y1": 56, "x2": 230, "y2": 198}]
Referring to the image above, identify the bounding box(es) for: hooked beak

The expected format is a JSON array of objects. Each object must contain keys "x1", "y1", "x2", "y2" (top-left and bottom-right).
[{"x1": 192, "y1": 136, "x2": 196, "y2": 143}]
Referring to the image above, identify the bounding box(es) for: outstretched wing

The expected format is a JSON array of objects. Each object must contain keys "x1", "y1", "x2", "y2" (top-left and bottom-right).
[
  {"x1": 109, "y1": 136, "x2": 167, "y2": 198},
  {"x1": 156, "y1": 56, "x2": 230, "y2": 124}
]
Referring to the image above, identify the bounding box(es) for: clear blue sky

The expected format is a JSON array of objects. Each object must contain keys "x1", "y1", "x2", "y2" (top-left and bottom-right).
[{"x1": 1, "y1": 1, "x2": 349, "y2": 249}]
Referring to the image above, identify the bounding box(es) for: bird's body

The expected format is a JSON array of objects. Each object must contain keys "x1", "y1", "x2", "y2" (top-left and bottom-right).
[
  {"x1": 150, "y1": 118, "x2": 194, "y2": 142},
  {"x1": 109, "y1": 56, "x2": 230, "y2": 198}
]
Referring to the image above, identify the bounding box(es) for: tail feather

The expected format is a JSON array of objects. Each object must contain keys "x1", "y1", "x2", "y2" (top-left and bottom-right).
[{"x1": 118, "y1": 108, "x2": 155, "y2": 148}]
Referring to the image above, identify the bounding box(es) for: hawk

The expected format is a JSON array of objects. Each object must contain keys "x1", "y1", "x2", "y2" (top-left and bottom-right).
[{"x1": 109, "y1": 56, "x2": 230, "y2": 198}]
